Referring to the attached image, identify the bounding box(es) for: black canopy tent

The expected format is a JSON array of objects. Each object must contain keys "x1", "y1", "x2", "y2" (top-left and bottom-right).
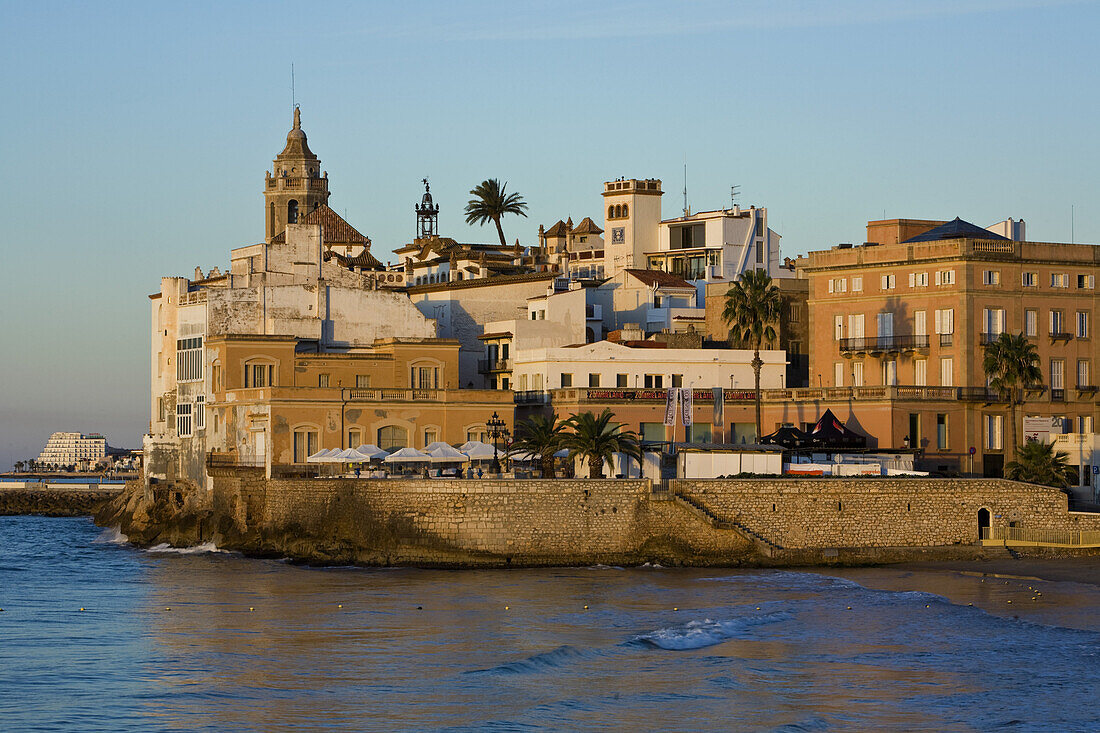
[
  {"x1": 760, "y1": 425, "x2": 813, "y2": 449},
  {"x1": 808, "y1": 409, "x2": 868, "y2": 449}
]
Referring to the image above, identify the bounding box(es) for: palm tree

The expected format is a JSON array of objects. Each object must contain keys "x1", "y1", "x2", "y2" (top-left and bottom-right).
[
  {"x1": 722, "y1": 269, "x2": 783, "y2": 442},
  {"x1": 464, "y1": 178, "x2": 528, "y2": 247},
  {"x1": 561, "y1": 409, "x2": 642, "y2": 479},
  {"x1": 1005, "y1": 441, "x2": 1073, "y2": 488},
  {"x1": 509, "y1": 413, "x2": 568, "y2": 478},
  {"x1": 983, "y1": 332, "x2": 1042, "y2": 463}
]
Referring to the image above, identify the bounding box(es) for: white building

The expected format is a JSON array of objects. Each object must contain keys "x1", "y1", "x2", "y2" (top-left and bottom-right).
[
  {"x1": 36, "y1": 432, "x2": 107, "y2": 469},
  {"x1": 511, "y1": 340, "x2": 787, "y2": 393},
  {"x1": 647, "y1": 204, "x2": 784, "y2": 282}
]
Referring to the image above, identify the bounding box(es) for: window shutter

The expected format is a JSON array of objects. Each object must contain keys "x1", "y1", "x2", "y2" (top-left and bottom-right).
[
  {"x1": 934, "y1": 310, "x2": 942, "y2": 335},
  {"x1": 828, "y1": 279, "x2": 834, "y2": 293},
  {"x1": 908, "y1": 273, "x2": 915, "y2": 287}
]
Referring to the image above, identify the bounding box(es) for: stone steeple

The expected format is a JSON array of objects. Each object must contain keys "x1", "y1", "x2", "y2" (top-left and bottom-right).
[{"x1": 264, "y1": 106, "x2": 331, "y2": 241}]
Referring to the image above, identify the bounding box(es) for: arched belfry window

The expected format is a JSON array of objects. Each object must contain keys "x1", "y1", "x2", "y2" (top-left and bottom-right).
[
  {"x1": 268, "y1": 202, "x2": 275, "y2": 235},
  {"x1": 287, "y1": 200, "x2": 299, "y2": 224},
  {"x1": 608, "y1": 205, "x2": 614, "y2": 219},
  {"x1": 622, "y1": 204, "x2": 629, "y2": 217}
]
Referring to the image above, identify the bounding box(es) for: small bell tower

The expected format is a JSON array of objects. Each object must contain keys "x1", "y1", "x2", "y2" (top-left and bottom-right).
[
  {"x1": 264, "y1": 107, "x2": 330, "y2": 241},
  {"x1": 416, "y1": 178, "x2": 439, "y2": 239}
]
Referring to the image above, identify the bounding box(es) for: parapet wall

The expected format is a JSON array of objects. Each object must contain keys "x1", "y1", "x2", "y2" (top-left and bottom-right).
[
  {"x1": 675, "y1": 478, "x2": 1100, "y2": 549},
  {"x1": 203, "y1": 473, "x2": 1100, "y2": 565}
]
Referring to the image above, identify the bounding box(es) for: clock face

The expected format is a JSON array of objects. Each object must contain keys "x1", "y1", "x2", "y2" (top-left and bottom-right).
[{"x1": 612, "y1": 227, "x2": 625, "y2": 244}]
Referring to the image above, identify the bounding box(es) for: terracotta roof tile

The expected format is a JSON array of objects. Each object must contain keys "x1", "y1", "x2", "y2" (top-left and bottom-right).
[
  {"x1": 271, "y1": 204, "x2": 371, "y2": 246},
  {"x1": 571, "y1": 217, "x2": 603, "y2": 235}
]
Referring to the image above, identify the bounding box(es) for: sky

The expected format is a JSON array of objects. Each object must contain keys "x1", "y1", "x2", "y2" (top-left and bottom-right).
[{"x1": 1, "y1": 0, "x2": 1099, "y2": 470}]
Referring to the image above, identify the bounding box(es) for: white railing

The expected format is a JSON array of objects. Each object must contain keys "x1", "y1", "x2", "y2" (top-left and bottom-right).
[{"x1": 982, "y1": 525, "x2": 1100, "y2": 547}]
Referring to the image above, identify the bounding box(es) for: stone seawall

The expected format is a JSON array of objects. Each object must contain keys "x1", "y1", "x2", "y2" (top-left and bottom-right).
[
  {"x1": 1, "y1": 487, "x2": 122, "y2": 517},
  {"x1": 94, "y1": 472, "x2": 1100, "y2": 567}
]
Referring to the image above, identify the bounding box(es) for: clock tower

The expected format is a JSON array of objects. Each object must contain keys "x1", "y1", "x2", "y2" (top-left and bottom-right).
[{"x1": 602, "y1": 178, "x2": 662, "y2": 276}]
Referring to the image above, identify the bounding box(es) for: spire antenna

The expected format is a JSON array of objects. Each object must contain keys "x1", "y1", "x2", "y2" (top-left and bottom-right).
[{"x1": 291, "y1": 63, "x2": 296, "y2": 110}]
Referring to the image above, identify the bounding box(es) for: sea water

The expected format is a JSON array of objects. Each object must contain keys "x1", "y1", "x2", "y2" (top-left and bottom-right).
[{"x1": 1, "y1": 515, "x2": 1098, "y2": 732}]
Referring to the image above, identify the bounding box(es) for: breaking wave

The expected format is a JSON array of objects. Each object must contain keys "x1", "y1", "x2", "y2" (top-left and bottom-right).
[
  {"x1": 633, "y1": 611, "x2": 791, "y2": 651},
  {"x1": 146, "y1": 541, "x2": 226, "y2": 555},
  {"x1": 93, "y1": 526, "x2": 129, "y2": 545}
]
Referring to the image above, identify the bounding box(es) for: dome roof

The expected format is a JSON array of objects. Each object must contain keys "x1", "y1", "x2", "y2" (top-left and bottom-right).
[{"x1": 277, "y1": 106, "x2": 317, "y2": 160}]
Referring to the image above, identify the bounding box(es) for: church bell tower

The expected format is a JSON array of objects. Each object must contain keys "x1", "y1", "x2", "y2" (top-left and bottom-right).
[
  {"x1": 264, "y1": 107, "x2": 330, "y2": 241},
  {"x1": 415, "y1": 178, "x2": 439, "y2": 239}
]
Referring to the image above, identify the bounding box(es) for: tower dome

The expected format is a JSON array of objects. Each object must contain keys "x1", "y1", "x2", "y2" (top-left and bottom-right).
[{"x1": 264, "y1": 106, "x2": 330, "y2": 241}]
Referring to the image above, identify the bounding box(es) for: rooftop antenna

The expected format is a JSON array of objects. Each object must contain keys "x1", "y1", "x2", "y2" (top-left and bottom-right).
[
  {"x1": 682, "y1": 163, "x2": 689, "y2": 218},
  {"x1": 1071, "y1": 204, "x2": 1075, "y2": 244},
  {"x1": 729, "y1": 185, "x2": 741, "y2": 209},
  {"x1": 291, "y1": 63, "x2": 296, "y2": 109}
]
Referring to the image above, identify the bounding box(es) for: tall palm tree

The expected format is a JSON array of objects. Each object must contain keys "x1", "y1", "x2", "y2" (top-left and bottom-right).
[
  {"x1": 509, "y1": 413, "x2": 567, "y2": 478},
  {"x1": 1005, "y1": 441, "x2": 1073, "y2": 488},
  {"x1": 722, "y1": 269, "x2": 783, "y2": 442},
  {"x1": 561, "y1": 409, "x2": 642, "y2": 479},
  {"x1": 464, "y1": 178, "x2": 528, "y2": 247},
  {"x1": 983, "y1": 332, "x2": 1042, "y2": 463}
]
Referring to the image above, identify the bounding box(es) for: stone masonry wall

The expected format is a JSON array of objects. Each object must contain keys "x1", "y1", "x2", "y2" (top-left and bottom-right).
[{"x1": 675, "y1": 478, "x2": 1100, "y2": 549}]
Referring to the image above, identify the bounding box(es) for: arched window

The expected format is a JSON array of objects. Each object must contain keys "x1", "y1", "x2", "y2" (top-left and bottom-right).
[
  {"x1": 378, "y1": 425, "x2": 408, "y2": 451},
  {"x1": 622, "y1": 204, "x2": 628, "y2": 217},
  {"x1": 243, "y1": 359, "x2": 276, "y2": 388},
  {"x1": 287, "y1": 200, "x2": 299, "y2": 224},
  {"x1": 292, "y1": 426, "x2": 319, "y2": 463},
  {"x1": 608, "y1": 205, "x2": 614, "y2": 219},
  {"x1": 614, "y1": 205, "x2": 621, "y2": 218},
  {"x1": 268, "y1": 202, "x2": 275, "y2": 236}
]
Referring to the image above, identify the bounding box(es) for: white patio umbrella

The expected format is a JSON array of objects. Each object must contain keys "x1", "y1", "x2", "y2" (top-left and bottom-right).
[
  {"x1": 306, "y1": 449, "x2": 334, "y2": 463},
  {"x1": 383, "y1": 447, "x2": 432, "y2": 464},
  {"x1": 333, "y1": 447, "x2": 371, "y2": 462},
  {"x1": 426, "y1": 443, "x2": 469, "y2": 464},
  {"x1": 354, "y1": 444, "x2": 389, "y2": 461},
  {"x1": 509, "y1": 448, "x2": 569, "y2": 462},
  {"x1": 459, "y1": 441, "x2": 497, "y2": 461}
]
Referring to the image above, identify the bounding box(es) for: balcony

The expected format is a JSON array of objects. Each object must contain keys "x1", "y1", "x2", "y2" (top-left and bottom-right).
[
  {"x1": 979, "y1": 332, "x2": 1003, "y2": 345},
  {"x1": 1051, "y1": 388, "x2": 1066, "y2": 402},
  {"x1": 1049, "y1": 332, "x2": 1073, "y2": 342},
  {"x1": 514, "y1": 390, "x2": 551, "y2": 405},
  {"x1": 838, "y1": 335, "x2": 929, "y2": 354},
  {"x1": 939, "y1": 333, "x2": 954, "y2": 347},
  {"x1": 478, "y1": 358, "x2": 512, "y2": 373},
  {"x1": 542, "y1": 385, "x2": 1001, "y2": 406},
  {"x1": 957, "y1": 387, "x2": 1009, "y2": 403}
]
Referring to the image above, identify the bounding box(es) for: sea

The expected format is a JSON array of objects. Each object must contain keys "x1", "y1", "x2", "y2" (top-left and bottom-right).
[{"x1": 2, "y1": 515, "x2": 1099, "y2": 732}]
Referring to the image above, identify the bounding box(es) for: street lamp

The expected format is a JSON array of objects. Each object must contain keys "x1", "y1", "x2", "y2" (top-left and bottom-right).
[{"x1": 486, "y1": 411, "x2": 510, "y2": 474}]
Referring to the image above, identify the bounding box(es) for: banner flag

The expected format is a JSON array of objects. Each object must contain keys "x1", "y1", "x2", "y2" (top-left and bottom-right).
[
  {"x1": 681, "y1": 387, "x2": 693, "y2": 427},
  {"x1": 712, "y1": 387, "x2": 724, "y2": 432},
  {"x1": 664, "y1": 387, "x2": 677, "y2": 426}
]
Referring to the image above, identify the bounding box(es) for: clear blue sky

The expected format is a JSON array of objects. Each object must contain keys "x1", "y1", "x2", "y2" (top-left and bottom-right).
[{"x1": 1, "y1": 0, "x2": 1098, "y2": 469}]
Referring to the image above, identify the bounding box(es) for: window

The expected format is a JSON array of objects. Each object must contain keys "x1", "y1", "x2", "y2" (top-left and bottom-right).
[
  {"x1": 934, "y1": 309, "x2": 954, "y2": 335},
  {"x1": 245, "y1": 362, "x2": 275, "y2": 388},
  {"x1": 211, "y1": 364, "x2": 223, "y2": 391},
  {"x1": 851, "y1": 277, "x2": 862, "y2": 292},
  {"x1": 827, "y1": 278, "x2": 847, "y2": 293},
  {"x1": 936, "y1": 414, "x2": 948, "y2": 450},
  {"x1": 348, "y1": 428, "x2": 363, "y2": 448},
  {"x1": 880, "y1": 274, "x2": 896, "y2": 290},
  {"x1": 914, "y1": 310, "x2": 927, "y2": 337},
  {"x1": 641, "y1": 423, "x2": 665, "y2": 441},
  {"x1": 1079, "y1": 416, "x2": 1094, "y2": 434},
  {"x1": 834, "y1": 362, "x2": 844, "y2": 387},
  {"x1": 560, "y1": 373, "x2": 572, "y2": 388},
  {"x1": 588, "y1": 373, "x2": 600, "y2": 388},
  {"x1": 982, "y1": 270, "x2": 1000, "y2": 285},
  {"x1": 356, "y1": 374, "x2": 370, "y2": 388},
  {"x1": 983, "y1": 308, "x2": 1005, "y2": 337},
  {"x1": 466, "y1": 428, "x2": 487, "y2": 443},
  {"x1": 985, "y1": 415, "x2": 1003, "y2": 450},
  {"x1": 644, "y1": 374, "x2": 664, "y2": 388},
  {"x1": 789, "y1": 304, "x2": 803, "y2": 322},
  {"x1": 1022, "y1": 272, "x2": 1037, "y2": 287},
  {"x1": 1077, "y1": 311, "x2": 1090, "y2": 338},
  {"x1": 834, "y1": 315, "x2": 844, "y2": 341},
  {"x1": 1025, "y1": 309, "x2": 1038, "y2": 337},
  {"x1": 422, "y1": 429, "x2": 437, "y2": 446},
  {"x1": 195, "y1": 395, "x2": 205, "y2": 430},
  {"x1": 848, "y1": 313, "x2": 865, "y2": 339},
  {"x1": 377, "y1": 426, "x2": 408, "y2": 451},
  {"x1": 940, "y1": 357, "x2": 954, "y2": 387},
  {"x1": 1079, "y1": 360, "x2": 1091, "y2": 388},
  {"x1": 935, "y1": 269, "x2": 955, "y2": 285},
  {"x1": 616, "y1": 374, "x2": 628, "y2": 388},
  {"x1": 293, "y1": 429, "x2": 318, "y2": 463},
  {"x1": 756, "y1": 240, "x2": 764, "y2": 264},
  {"x1": 877, "y1": 312, "x2": 894, "y2": 340},
  {"x1": 175, "y1": 336, "x2": 203, "y2": 382},
  {"x1": 908, "y1": 272, "x2": 929, "y2": 287},
  {"x1": 688, "y1": 422, "x2": 712, "y2": 443},
  {"x1": 1050, "y1": 310, "x2": 1065, "y2": 335},
  {"x1": 1051, "y1": 359, "x2": 1065, "y2": 390},
  {"x1": 853, "y1": 362, "x2": 864, "y2": 387},
  {"x1": 1051, "y1": 273, "x2": 1069, "y2": 288},
  {"x1": 176, "y1": 403, "x2": 193, "y2": 437},
  {"x1": 412, "y1": 365, "x2": 440, "y2": 389},
  {"x1": 501, "y1": 377, "x2": 509, "y2": 390},
  {"x1": 318, "y1": 373, "x2": 330, "y2": 388},
  {"x1": 914, "y1": 359, "x2": 927, "y2": 386},
  {"x1": 1078, "y1": 274, "x2": 1095, "y2": 289},
  {"x1": 883, "y1": 359, "x2": 898, "y2": 386},
  {"x1": 671, "y1": 374, "x2": 683, "y2": 388}
]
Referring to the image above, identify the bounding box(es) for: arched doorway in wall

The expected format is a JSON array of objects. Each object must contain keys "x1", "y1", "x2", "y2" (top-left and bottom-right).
[{"x1": 977, "y1": 507, "x2": 991, "y2": 540}]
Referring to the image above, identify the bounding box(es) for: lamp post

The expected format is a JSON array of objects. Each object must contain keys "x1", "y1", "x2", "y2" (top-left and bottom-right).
[{"x1": 486, "y1": 411, "x2": 509, "y2": 474}]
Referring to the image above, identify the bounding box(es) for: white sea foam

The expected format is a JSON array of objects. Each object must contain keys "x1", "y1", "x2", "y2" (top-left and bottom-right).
[
  {"x1": 93, "y1": 526, "x2": 129, "y2": 545},
  {"x1": 146, "y1": 541, "x2": 226, "y2": 555},
  {"x1": 636, "y1": 611, "x2": 791, "y2": 651}
]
